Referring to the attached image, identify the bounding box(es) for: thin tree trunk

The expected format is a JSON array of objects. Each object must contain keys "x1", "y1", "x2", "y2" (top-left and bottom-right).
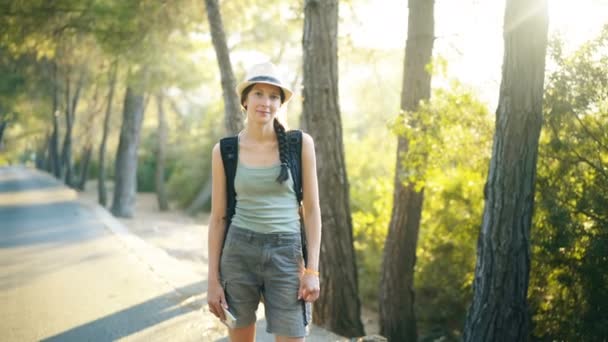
[
  {"x1": 48, "y1": 113, "x2": 61, "y2": 177},
  {"x1": 379, "y1": 1, "x2": 435, "y2": 341},
  {"x1": 111, "y1": 84, "x2": 145, "y2": 218},
  {"x1": 60, "y1": 66, "x2": 85, "y2": 187},
  {"x1": 76, "y1": 145, "x2": 92, "y2": 190},
  {"x1": 35, "y1": 135, "x2": 47, "y2": 169},
  {"x1": 302, "y1": 0, "x2": 364, "y2": 337},
  {"x1": 155, "y1": 92, "x2": 169, "y2": 211},
  {"x1": 188, "y1": 0, "x2": 244, "y2": 215},
  {"x1": 0, "y1": 120, "x2": 6, "y2": 149},
  {"x1": 98, "y1": 61, "x2": 117, "y2": 207},
  {"x1": 48, "y1": 62, "x2": 61, "y2": 178},
  {"x1": 60, "y1": 69, "x2": 71, "y2": 180},
  {"x1": 204, "y1": 0, "x2": 243, "y2": 135},
  {"x1": 463, "y1": 0, "x2": 548, "y2": 340}
]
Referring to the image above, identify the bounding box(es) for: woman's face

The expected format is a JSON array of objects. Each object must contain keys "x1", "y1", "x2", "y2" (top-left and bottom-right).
[{"x1": 243, "y1": 83, "x2": 282, "y2": 125}]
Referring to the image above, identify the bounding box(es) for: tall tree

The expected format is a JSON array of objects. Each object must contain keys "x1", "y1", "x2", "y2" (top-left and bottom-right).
[
  {"x1": 379, "y1": 1, "x2": 435, "y2": 341},
  {"x1": 155, "y1": 91, "x2": 169, "y2": 211},
  {"x1": 204, "y1": 0, "x2": 242, "y2": 135},
  {"x1": 111, "y1": 76, "x2": 146, "y2": 218},
  {"x1": 186, "y1": 0, "x2": 244, "y2": 215},
  {"x1": 302, "y1": 0, "x2": 364, "y2": 337},
  {"x1": 464, "y1": 0, "x2": 549, "y2": 340},
  {"x1": 47, "y1": 61, "x2": 62, "y2": 178},
  {"x1": 60, "y1": 64, "x2": 86, "y2": 186},
  {"x1": 75, "y1": 74, "x2": 100, "y2": 191}
]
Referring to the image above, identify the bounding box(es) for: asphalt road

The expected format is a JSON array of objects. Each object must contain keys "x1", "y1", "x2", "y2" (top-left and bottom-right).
[{"x1": 0, "y1": 166, "x2": 207, "y2": 342}]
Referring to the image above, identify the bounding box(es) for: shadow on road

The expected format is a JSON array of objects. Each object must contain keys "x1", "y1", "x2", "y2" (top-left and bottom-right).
[{"x1": 40, "y1": 281, "x2": 207, "y2": 342}]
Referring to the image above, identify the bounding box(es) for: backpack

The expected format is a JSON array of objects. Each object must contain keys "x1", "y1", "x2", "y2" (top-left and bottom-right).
[{"x1": 219, "y1": 129, "x2": 308, "y2": 265}]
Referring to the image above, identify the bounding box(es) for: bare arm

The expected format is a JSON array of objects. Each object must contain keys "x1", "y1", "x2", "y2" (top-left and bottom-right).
[
  {"x1": 207, "y1": 143, "x2": 228, "y2": 318},
  {"x1": 208, "y1": 142, "x2": 227, "y2": 283},
  {"x1": 301, "y1": 133, "x2": 321, "y2": 272}
]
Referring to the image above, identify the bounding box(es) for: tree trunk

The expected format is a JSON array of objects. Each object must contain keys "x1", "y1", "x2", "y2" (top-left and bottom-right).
[
  {"x1": 48, "y1": 112, "x2": 61, "y2": 177},
  {"x1": 463, "y1": 1, "x2": 548, "y2": 340},
  {"x1": 60, "y1": 67, "x2": 85, "y2": 187},
  {"x1": 76, "y1": 144, "x2": 92, "y2": 191},
  {"x1": 302, "y1": 0, "x2": 364, "y2": 337},
  {"x1": 98, "y1": 61, "x2": 117, "y2": 207},
  {"x1": 111, "y1": 85, "x2": 145, "y2": 218},
  {"x1": 187, "y1": 0, "x2": 244, "y2": 216},
  {"x1": 0, "y1": 120, "x2": 6, "y2": 149},
  {"x1": 35, "y1": 136, "x2": 47, "y2": 170},
  {"x1": 204, "y1": 0, "x2": 242, "y2": 135},
  {"x1": 155, "y1": 92, "x2": 169, "y2": 211},
  {"x1": 379, "y1": 1, "x2": 435, "y2": 341},
  {"x1": 48, "y1": 62, "x2": 61, "y2": 178}
]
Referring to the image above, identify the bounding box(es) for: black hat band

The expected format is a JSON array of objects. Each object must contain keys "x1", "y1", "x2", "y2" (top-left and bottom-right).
[{"x1": 248, "y1": 75, "x2": 282, "y2": 85}]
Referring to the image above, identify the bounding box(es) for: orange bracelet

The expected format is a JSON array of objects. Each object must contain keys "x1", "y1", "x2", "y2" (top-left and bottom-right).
[{"x1": 302, "y1": 268, "x2": 320, "y2": 276}]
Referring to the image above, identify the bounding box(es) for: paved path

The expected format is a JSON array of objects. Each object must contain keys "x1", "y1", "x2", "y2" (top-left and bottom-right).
[
  {"x1": 0, "y1": 166, "x2": 350, "y2": 341},
  {"x1": 0, "y1": 167, "x2": 213, "y2": 341}
]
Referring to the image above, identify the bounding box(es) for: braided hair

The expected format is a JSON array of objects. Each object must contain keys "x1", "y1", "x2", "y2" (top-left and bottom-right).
[
  {"x1": 241, "y1": 84, "x2": 289, "y2": 184},
  {"x1": 273, "y1": 118, "x2": 290, "y2": 183}
]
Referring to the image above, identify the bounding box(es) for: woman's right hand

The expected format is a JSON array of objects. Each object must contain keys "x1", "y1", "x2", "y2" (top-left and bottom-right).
[{"x1": 207, "y1": 278, "x2": 228, "y2": 321}]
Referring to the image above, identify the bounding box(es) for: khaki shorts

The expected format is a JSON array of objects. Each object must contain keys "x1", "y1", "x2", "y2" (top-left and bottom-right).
[{"x1": 220, "y1": 225, "x2": 312, "y2": 337}]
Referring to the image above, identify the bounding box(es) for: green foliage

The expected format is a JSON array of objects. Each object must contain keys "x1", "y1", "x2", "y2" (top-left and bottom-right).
[
  {"x1": 389, "y1": 80, "x2": 492, "y2": 191},
  {"x1": 342, "y1": 48, "x2": 401, "y2": 309},
  {"x1": 165, "y1": 100, "x2": 224, "y2": 209},
  {"x1": 529, "y1": 26, "x2": 608, "y2": 340},
  {"x1": 345, "y1": 64, "x2": 494, "y2": 340},
  {"x1": 348, "y1": 132, "x2": 395, "y2": 308},
  {"x1": 401, "y1": 82, "x2": 492, "y2": 338}
]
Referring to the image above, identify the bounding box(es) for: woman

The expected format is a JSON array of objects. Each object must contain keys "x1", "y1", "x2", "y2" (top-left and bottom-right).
[{"x1": 207, "y1": 62, "x2": 322, "y2": 342}]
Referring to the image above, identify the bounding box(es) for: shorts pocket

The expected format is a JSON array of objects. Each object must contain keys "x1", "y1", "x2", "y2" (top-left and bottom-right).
[{"x1": 223, "y1": 231, "x2": 235, "y2": 248}]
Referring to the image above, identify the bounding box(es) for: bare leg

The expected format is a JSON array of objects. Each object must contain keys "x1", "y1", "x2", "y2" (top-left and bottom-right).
[{"x1": 228, "y1": 323, "x2": 256, "y2": 342}]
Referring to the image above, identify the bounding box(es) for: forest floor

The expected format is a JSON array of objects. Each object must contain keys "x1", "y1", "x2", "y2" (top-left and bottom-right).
[{"x1": 78, "y1": 181, "x2": 380, "y2": 340}]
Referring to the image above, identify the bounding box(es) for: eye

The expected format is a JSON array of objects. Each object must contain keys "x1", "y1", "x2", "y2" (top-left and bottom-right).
[
  {"x1": 254, "y1": 91, "x2": 263, "y2": 97},
  {"x1": 270, "y1": 94, "x2": 280, "y2": 101}
]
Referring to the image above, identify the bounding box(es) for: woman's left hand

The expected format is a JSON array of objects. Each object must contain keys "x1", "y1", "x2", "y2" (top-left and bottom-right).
[{"x1": 298, "y1": 272, "x2": 320, "y2": 302}]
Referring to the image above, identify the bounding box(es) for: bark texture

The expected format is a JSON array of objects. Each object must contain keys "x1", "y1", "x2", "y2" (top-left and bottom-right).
[
  {"x1": 302, "y1": 0, "x2": 364, "y2": 337},
  {"x1": 111, "y1": 85, "x2": 145, "y2": 218},
  {"x1": 379, "y1": 1, "x2": 434, "y2": 341},
  {"x1": 463, "y1": 1, "x2": 548, "y2": 340}
]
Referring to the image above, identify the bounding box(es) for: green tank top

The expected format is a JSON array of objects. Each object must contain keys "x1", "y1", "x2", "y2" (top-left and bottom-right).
[{"x1": 230, "y1": 159, "x2": 301, "y2": 234}]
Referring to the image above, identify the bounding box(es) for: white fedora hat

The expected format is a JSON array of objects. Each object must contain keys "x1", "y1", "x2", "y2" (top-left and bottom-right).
[{"x1": 236, "y1": 62, "x2": 293, "y2": 104}]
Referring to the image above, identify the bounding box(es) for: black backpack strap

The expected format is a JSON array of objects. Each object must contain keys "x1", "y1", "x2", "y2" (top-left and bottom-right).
[
  {"x1": 286, "y1": 130, "x2": 303, "y2": 204},
  {"x1": 220, "y1": 136, "x2": 238, "y2": 245},
  {"x1": 286, "y1": 130, "x2": 307, "y2": 267}
]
